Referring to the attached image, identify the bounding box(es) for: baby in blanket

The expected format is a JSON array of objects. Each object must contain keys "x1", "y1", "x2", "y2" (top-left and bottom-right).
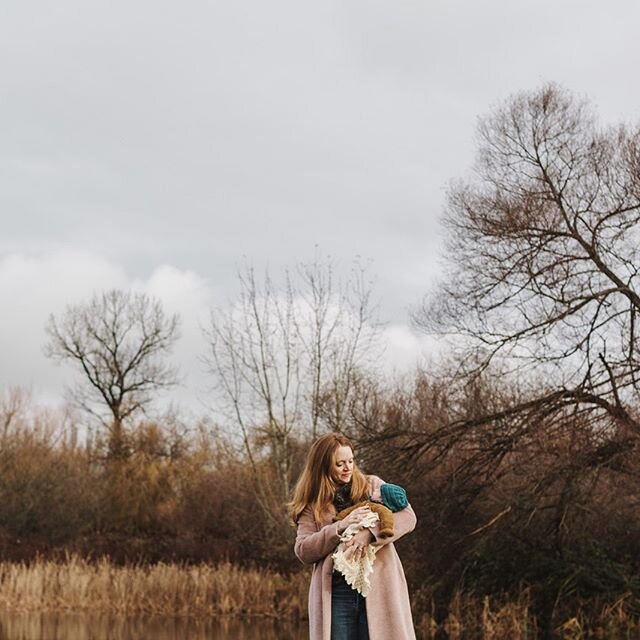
[
  {"x1": 331, "y1": 483, "x2": 409, "y2": 596},
  {"x1": 334, "y1": 481, "x2": 409, "y2": 536},
  {"x1": 335, "y1": 500, "x2": 395, "y2": 538}
]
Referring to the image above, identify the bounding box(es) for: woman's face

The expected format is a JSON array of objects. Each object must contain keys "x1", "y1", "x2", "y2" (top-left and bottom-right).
[{"x1": 332, "y1": 445, "x2": 354, "y2": 484}]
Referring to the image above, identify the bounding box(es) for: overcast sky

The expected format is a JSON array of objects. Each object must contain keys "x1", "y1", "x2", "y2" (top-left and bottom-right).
[{"x1": 2, "y1": 0, "x2": 639, "y2": 415}]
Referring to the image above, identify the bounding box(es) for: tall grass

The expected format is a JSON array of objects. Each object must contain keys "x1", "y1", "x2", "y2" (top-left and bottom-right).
[
  {"x1": 414, "y1": 588, "x2": 640, "y2": 639},
  {"x1": 418, "y1": 589, "x2": 538, "y2": 639},
  {"x1": 2, "y1": 557, "x2": 640, "y2": 638},
  {"x1": 0, "y1": 556, "x2": 307, "y2": 619}
]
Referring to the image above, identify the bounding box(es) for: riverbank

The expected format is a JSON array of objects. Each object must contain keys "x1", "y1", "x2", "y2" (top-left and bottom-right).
[
  {"x1": 0, "y1": 556, "x2": 307, "y2": 618},
  {"x1": 1, "y1": 557, "x2": 639, "y2": 638}
]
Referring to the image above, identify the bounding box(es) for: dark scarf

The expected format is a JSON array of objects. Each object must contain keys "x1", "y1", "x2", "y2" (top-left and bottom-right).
[{"x1": 333, "y1": 482, "x2": 354, "y2": 511}]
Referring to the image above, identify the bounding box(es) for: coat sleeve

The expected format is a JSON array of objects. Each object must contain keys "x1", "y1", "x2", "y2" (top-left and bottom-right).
[
  {"x1": 367, "y1": 475, "x2": 417, "y2": 547},
  {"x1": 294, "y1": 506, "x2": 342, "y2": 565}
]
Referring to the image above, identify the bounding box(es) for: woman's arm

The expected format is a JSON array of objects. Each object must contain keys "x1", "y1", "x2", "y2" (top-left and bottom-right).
[
  {"x1": 367, "y1": 475, "x2": 417, "y2": 546},
  {"x1": 294, "y1": 507, "x2": 342, "y2": 565}
]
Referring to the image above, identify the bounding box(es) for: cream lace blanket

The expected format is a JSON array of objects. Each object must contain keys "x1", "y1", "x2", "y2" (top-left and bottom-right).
[{"x1": 331, "y1": 511, "x2": 380, "y2": 597}]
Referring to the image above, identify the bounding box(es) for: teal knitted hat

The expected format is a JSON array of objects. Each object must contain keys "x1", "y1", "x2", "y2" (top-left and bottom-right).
[{"x1": 380, "y1": 483, "x2": 408, "y2": 512}]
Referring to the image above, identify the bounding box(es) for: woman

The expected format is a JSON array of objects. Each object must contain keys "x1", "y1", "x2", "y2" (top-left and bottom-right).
[{"x1": 290, "y1": 433, "x2": 417, "y2": 640}]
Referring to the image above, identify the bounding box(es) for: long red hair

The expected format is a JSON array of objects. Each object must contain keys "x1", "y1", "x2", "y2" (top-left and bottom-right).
[{"x1": 289, "y1": 433, "x2": 369, "y2": 524}]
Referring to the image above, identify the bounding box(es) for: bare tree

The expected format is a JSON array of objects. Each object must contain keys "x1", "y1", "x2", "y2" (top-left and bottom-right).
[
  {"x1": 413, "y1": 84, "x2": 640, "y2": 446},
  {"x1": 294, "y1": 259, "x2": 379, "y2": 437},
  {"x1": 0, "y1": 387, "x2": 28, "y2": 443},
  {"x1": 204, "y1": 258, "x2": 380, "y2": 523},
  {"x1": 45, "y1": 289, "x2": 180, "y2": 458},
  {"x1": 384, "y1": 88, "x2": 640, "y2": 601}
]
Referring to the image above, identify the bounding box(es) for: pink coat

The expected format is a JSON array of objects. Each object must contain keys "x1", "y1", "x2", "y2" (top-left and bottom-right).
[{"x1": 295, "y1": 475, "x2": 417, "y2": 640}]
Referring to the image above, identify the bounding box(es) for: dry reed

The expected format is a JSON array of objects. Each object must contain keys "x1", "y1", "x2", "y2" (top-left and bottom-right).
[
  {"x1": 414, "y1": 588, "x2": 538, "y2": 639},
  {"x1": 0, "y1": 556, "x2": 307, "y2": 619},
  {"x1": 415, "y1": 588, "x2": 640, "y2": 639},
  {"x1": 4, "y1": 558, "x2": 640, "y2": 638}
]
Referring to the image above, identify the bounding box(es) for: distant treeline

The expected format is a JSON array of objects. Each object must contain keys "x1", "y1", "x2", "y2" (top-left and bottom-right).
[{"x1": 2, "y1": 374, "x2": 640, "y2": 637}]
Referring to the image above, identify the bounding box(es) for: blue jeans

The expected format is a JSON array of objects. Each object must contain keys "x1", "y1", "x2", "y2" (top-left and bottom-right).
[{"x1": 331, "y1": 572, "x2": 369, "y2": 640}]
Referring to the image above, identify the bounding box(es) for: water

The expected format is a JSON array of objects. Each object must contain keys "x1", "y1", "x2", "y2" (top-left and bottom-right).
[{"x1": 0, "y1": 611, "x2": 308, "y2": 640}]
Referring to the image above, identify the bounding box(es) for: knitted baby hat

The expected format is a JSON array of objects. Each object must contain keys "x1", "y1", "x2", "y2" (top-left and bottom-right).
[{"x1": 380, "y1": 483, "x2": 409, "y2": 512}]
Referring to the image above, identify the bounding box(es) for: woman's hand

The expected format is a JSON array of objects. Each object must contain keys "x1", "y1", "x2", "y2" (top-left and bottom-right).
[
  {"x1": 336, "y1": 506, "x2": 371, "y2": 534},
  {"x1": 344, "y1": 528, "x2": 375, "y2": 561}
]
